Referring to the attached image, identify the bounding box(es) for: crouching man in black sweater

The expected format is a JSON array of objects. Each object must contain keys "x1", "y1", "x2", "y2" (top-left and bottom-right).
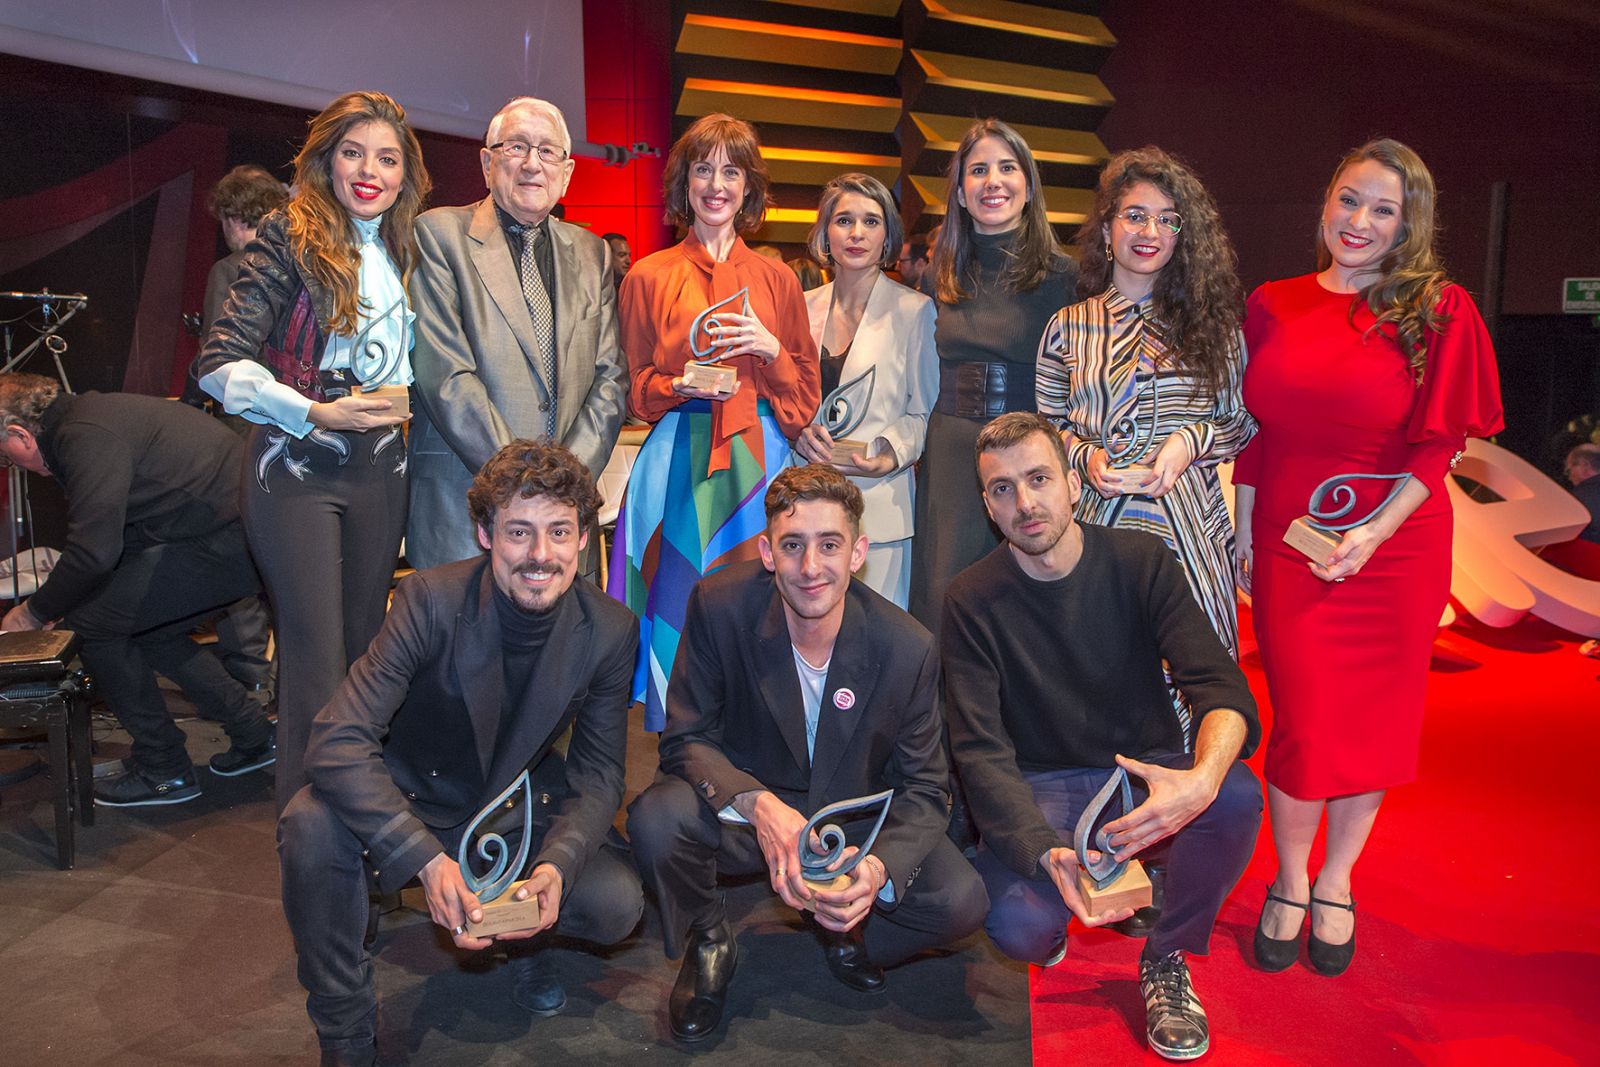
[
  {"x1": 942, "y1": 413, "x2": 1262, "y2": 1062},
  {"x1": 0, "y1": 373, "x2": 274, "y2": 807}
]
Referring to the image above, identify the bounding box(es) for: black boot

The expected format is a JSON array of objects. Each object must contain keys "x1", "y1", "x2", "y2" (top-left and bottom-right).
[
  {"x1": 668, "y1": 915, "x2": 738, "y2": 1042},
  {"x1": 822, "y1": 926, "x2": 886, "y2": 994},
  {"x1": 510, "y1": 948, "x2": 566, "y2": 1016}
]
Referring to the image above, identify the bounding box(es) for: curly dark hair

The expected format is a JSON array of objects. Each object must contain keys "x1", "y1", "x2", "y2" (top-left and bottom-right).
[
  {"x1": 1073, "y1": 147, "x2": 1243, "y2": 399},
  {"x1": 467, "y1": 439, "x2": 603, "y2": 534},
  {"x1": 0, "y1": 373, "x2": 61, "y2": 435},
  {"x1": 662, "y1": 113, "x2": 772, "y2": 236},
  {"x1": 764, "y1": 464, "x2": 864, "y2": 531},
  {"x1": 208, "y1": 165, "x2": 288, "y2": 227}
]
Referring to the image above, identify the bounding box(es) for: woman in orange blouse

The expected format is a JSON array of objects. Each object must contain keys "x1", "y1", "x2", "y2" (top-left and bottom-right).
[{"x1": 607, "y1": 113, "x2": 820, "y2": 729}]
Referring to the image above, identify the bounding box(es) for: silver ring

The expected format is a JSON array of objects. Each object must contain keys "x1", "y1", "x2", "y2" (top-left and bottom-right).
[{"x1": 450, "y1": 923, "x2": 468, "y2": 936}]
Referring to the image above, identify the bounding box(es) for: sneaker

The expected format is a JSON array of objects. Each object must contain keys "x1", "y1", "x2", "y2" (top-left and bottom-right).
[
  {"x1": 209, "y1": 725, "x2": 277, "y2": 777},
  {"x1": 94, "y1": 767, "x2": 203, "y2": 807},
  {"x1": 1041, "y1": 940, "x2": 1069, "y2": 968},
  {"x1": 1139, "y1": 951, "x2": 1209, "y2": 1060}
]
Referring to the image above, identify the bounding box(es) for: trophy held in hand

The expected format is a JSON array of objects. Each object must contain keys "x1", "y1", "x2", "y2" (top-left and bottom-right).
[
  {"x1": 456, "y1": 770, "x2": 543, "y2": 937},
  {"x1": 799, "y1": 789, "x2": 895, "y2": 897},
  {"x1": 683, "y1": 288, "x2": 751, "y2": 396},
  {"x1": 1073, "y1": 767, "x2": 1153, "y2": 915},
  {"x1": 1284, "y1": 472, "x2": 1414, "y2": 563}
]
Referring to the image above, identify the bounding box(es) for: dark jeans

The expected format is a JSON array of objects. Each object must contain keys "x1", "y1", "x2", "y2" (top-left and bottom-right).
[
  {"x1": 63, "y1": 524, "x2": 269, "y2": 778},
  {"x1": 278, "y1": 784, "x2": 644, "y2": 1052},
  {"x1": 628, "y1": 775, "x2": 989, "y2": 964},
  {"x1": 975, "y1": 755, "x2": 1261, "y2": 962},
  {"x1": 242, "y1": 424, "x2": 407, "y2": 811}
]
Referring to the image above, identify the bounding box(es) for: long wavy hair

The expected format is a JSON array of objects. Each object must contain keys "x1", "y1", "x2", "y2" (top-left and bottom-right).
[
  {"x1": 932, "y1": 118, "x2": 1063, "y2": 305},
  {"x1": 661, "y1": 113, "x2": 772, "y2": 237},
  {"x1": 1316, "y1": 138, "x2": 1451, "y2": 384},
  {"x1": 286, "y1": 91, "x2": 431, "y2": 336},
  {"x1": 1073, "y1": 147, "x2": 1242, "y2": 398}
]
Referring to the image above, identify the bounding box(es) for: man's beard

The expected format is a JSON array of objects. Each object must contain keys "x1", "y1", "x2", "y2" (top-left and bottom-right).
[{"x1": 509, "y1": 563, "x2": 566, "y2": 613}]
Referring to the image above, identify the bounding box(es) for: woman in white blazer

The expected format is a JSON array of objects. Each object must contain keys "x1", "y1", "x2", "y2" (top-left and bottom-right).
[{"x1": 793, "y1": 173, "x2": 939, "y2": 607}]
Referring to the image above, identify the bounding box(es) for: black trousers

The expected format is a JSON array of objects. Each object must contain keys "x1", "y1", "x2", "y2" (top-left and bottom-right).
[
  {"x1": 210, "y1": 595, "x2": 274, "y2": 689},
  {"x1": 628, "y1": 775, "x2": 989, "y2": 964},
  {"x1": 63, "y1": 524, "x2": 269, "y2": 778},
  {"x1": 242, "y1": 425, "x2": 407, "y2": 811},
  {"x1": 277, "y1": 784, "x2": 644, "y2": 1052}
]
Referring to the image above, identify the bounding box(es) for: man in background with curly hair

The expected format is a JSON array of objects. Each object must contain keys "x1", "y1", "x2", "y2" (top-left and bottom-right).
[{"x1": 276, "y1": 439, "x2": 642, "y2": 1067}]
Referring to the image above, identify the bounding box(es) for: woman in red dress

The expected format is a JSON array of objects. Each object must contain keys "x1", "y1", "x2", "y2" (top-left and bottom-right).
[{"x1": 1234, "y1": 139, "x2": 1502, "y2": 976}]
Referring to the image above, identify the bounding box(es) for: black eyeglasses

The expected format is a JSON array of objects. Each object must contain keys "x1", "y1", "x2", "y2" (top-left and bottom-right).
[{"x1": 488, "y1": 140, "x2": 568, "y2": 166}]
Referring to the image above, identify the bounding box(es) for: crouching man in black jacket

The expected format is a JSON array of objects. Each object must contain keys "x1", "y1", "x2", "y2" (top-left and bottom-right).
[{"x1": 0, "y1": 372, "x2": 274, "y2": 806}]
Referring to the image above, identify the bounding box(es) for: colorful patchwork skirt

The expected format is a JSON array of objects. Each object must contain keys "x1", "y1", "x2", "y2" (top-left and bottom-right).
[{"x1": 607, "y1": 399, "x2": 792, "y2": 730}]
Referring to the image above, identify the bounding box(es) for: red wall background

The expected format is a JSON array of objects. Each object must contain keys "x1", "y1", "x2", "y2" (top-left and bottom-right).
[{"x1": 1094, "y1": 0, "x2": 1599, "y2": 316}]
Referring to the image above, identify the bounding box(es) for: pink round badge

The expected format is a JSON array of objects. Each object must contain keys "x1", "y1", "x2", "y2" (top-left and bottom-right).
[{"x1": 833, "y1": 688, "x2": 856, "y2": 710}]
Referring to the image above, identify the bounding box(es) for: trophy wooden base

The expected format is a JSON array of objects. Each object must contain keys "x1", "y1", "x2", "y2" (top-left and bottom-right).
[
  {"x1": 828, "y1": 439, "x2": 868, "y2": 466},
  {"x1": 466, "y1": 880, "x2": 542, "y2": 938},
  {"x1": 1076, "y1": 860, "x2": 1152, "y2": 917},
  {"x1": 1283, "y1": 516, "x2": 1341, "y2": 563},
  {"x1": 802, "y1": 872, "x2": 852, "y2": 908},
  {"x1": 360, "y1": 383, "x2": 411, "y2": 419},
  {"x1": 682, "y1": 362, "x2": 737, "y2": 395}
]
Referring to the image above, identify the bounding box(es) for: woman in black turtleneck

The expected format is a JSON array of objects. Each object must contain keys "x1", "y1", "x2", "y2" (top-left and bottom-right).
[{"x1": 908, "y1": 119, "x2": 1077, "y2": 633}]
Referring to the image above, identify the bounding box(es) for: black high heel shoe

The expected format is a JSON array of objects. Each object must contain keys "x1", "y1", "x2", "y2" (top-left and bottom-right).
[
  {"x1": 1253, "y1": 883, "x2": 1309, "y2": 972},
  {"x1": 1308, "y1": 895, "x2": 1357, "y2": 976}
]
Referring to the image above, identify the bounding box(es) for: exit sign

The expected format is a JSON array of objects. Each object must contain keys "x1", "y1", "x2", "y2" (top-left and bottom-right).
[{"x1": 1564, "y1": 278, "x2": 1600, "y2": 313}]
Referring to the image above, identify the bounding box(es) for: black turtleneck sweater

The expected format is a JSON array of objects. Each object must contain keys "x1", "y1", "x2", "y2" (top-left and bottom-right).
[
  {"x1": 932, "y1": 229, "x2": 1077, "y2": 368},
  {"x1": 492, "y1": 580, "x2": 560, "y2": 748}
]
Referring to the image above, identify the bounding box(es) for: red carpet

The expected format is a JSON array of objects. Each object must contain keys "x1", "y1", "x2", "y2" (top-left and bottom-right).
[{"x1": 1031, "y1": 605, "x2": 1600, "y2": 1065}]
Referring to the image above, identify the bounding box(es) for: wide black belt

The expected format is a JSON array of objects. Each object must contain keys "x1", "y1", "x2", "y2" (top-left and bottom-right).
[{"x1": 935, "y1": 360, "x2": 1037, "y2": 420}]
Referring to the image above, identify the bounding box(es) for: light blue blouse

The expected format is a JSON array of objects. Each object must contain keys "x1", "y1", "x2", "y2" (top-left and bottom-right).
[{"x1": 201, "y1": 215, "x2": 415, "y2": 438}]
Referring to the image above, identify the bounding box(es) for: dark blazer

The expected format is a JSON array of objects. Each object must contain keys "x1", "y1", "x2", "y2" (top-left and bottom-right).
[
  {"x1": 658, "y1": 560, "x2": 949, "y2": 903},
  {"x1": 406, "y1": 198, "x2": 627, "y2": 569},
  {"x1": 302, "y1": 556, "x2": 638, "y2": 893}
]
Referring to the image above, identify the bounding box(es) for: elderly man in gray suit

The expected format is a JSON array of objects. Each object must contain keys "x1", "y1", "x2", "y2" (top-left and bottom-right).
[{"x1": 407, "y1": 96, "x2": 626, "y2": 571}]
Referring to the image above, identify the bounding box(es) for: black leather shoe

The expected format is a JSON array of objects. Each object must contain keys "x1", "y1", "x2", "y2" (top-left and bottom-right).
[
  {"x1": 669, "y1": 917, "x2": 738, "y2": 1042},
  {"x1": 1110, "y1": 863, "x2": 1164, "y2": 938},
  {"x1": 318, "y1": 1042, "x2": 376, "y2": 1067},
  {"x1": 510, "y1": 950, "x2": 566, "y2": 1016},
  {"x1": 823, "y1": 933, "x2": 886, "y2": 994},
  {"x1": 93, "y1": 766, "x2": 202, "y2": 807},
  {"x1": 1307, "y1": 895, "x2": 1357, "y2": 977},
  {"x1": 1253, "y1": 883, "x2": 1309, "y2": 972}
]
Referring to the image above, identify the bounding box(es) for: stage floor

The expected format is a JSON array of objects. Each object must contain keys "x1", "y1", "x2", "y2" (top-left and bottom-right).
[
  {"x1": 4, "y1": 608, "x2": 1592, "y2": 1065},
  {"x1": 1, "y1": 694, "x2": 1029, "y2": 1066},
  {"x1": 1031, "y1": 607, "x2": 1600, "y2": 1065}
]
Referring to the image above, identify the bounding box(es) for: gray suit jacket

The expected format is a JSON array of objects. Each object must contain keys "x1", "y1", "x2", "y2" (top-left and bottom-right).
[{"x1": 407, "y1": 198, "x2": 626, "y2": 568}]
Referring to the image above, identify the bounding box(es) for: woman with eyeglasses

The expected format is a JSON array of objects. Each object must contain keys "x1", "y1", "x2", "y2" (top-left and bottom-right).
[
  {"x1": 792, "y1": 173, "x2": 938, "y2": 609},
  {"x1": 197, "y1": 90, "x2": 430, "y2": 806},
  {"x1": 608, "y1": 113, "x2": 819, "y2": 731},
  {"x1": 1036, "y1": 147, "x2": 1253, "y2": 665},
  {"x1": 1235, "y1": 139, "x2": 1502, "y2": 977},
  {"x1": 907, "y1": 118, "x2": 1077, "y2": 633}
]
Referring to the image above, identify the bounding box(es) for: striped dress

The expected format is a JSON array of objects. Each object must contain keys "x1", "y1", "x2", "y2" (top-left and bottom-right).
[{"x1": 1036, "y1": 287, "x2": 1254, "y2": 738}]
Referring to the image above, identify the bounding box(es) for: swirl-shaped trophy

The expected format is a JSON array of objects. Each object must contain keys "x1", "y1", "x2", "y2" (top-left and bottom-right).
[
  {"x1": 1103, "y1": 376, "x2": 1161, "y2": 470},
  {"x1": 1283, "y1": 471, "x2": 1415, "y2": 563},
  {"x1": 821, "y1": 365, "x2": 876, "y2": 466},
  {"x1": 1072, "y1": 767, "x2": 1153, "y2": 915},
  {"x1": 454, "y1": 770, "x2": 543, "y2": 937},
  {"x1": 682, "y1": 288, "x2": 751, "y2": 395},
  {"x1": 350, "y1": 295, "x2": 412, "y2": 417},
  {"x1": 798, "y1": 788, "x2": 895, "y2": 897}
]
